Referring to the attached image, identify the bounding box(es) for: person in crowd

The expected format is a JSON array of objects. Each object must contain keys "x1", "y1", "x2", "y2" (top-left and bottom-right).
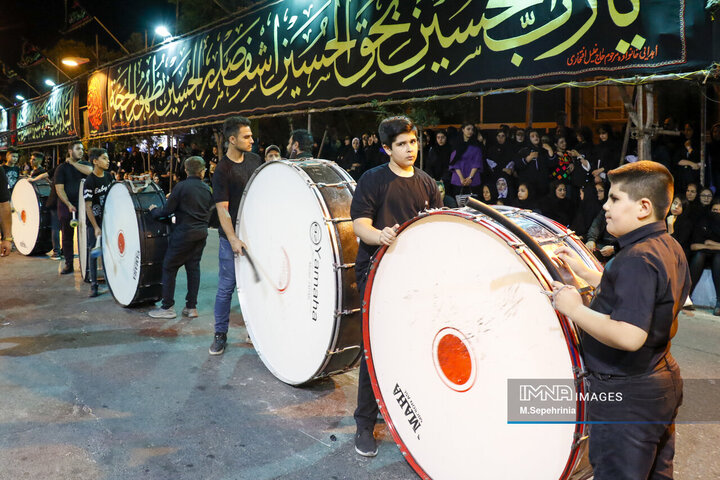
[
  {"x1": 511, "y1": 182, "x2": 538, "y2": 211},
  {"x1": 82, "y1": 148, "x2": 113, "y2": 297},
  {"x1": 516, "y1": 129, "x2": 553, "y2": 197},
  {"x1": 572, "y1": 182, "x2": 604, "y2": 239},
  {"x1": 340, "y1": 137, "x2": 366, "y2": 179},
  {"x1": 684, "y1": 183, "x2": 703, "y2": 221},
  {"x1": 666, "y1": 195, "x2": 692, "y2": 260},
  {"x1": 287, "y1": 129, "x2": 314, "y2": 159},
  {"x1": 698, "y1": 187, "x2": 714, "y2": 218},
  {"x1": 708, "y1": 122, "x2": 720, "y2": 189},
  {"x1": 689, "y1": 199, "x2": 720, "y2": 316},
  {"x1": 3, "y1": 148, "x2": 20, "y2": 193},
  {"x1": 551, "y1": 161, "x2": 688, "y2": 478},
  {"x1": 484, "y1": 128, "x2": 513, "y2": 183},
  {"x1": 149, "y1": 156, "x2": 213, "y2": 319},
  {"x1": 481, "y1": 182, "x2": 498, "y2": 204},
  {"x1": 592, "y1": 124, "x2": 620, "y2": 183},
  {"x1": 210, "y1": 116, "x2": 263, "y2": 355},
  {"x1": 673, "y1": 122, "x2": 701, "y2": 194},
  {"x1": 264, "y1": 144, "x2": 281, "y2": 162},
  {"x1": 364, "y1": 132, "x2": 389, "y2": 170},
  {"x1": 0, "y1": 160, "x2": 11, "y2": 257},
  {"x1": 349, "y1": 115, "x2": 442, "y2": 457},
  {"x1": 55, "y1": 141, "x2": 92, "y2": 275},
  {"x1": 495, "y1": 177, "x2": 514, "y2": 205},
  {"x1": 541, "y1": 180, "x2": 574, "y2": 227},
  {"x1": 448, "y1": 122, "x2": 483, "y2": 197},
  {"x1": 424, "y1": 129, "x2": 452, "y2": 187}
]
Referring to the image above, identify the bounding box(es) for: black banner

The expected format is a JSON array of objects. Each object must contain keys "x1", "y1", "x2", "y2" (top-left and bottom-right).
[
  {"x1": 0, "y1": 108, "x2": 8, "y2": 148},
  {"x1": 103, "y1": 0, "x2": 711, "y2": 133},
  {"x1": 16, "y1": 83, "x2": 79, "y2": 146}
]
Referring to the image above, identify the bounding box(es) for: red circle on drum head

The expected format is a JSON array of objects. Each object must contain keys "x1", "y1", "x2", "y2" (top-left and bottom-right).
[
  {"x1": 21, "y1": 210, "x2": 27, "y2": 223},
  {"x1": 118, "y1": 232, "x2": 125, "y2": 256},
  {"x1": 437, "y1": 334, "x2": 472, "y2": 385}
]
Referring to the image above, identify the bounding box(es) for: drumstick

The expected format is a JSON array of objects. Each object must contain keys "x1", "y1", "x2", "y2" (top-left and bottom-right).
[{"x1": 240, "y1": 246, "x2": 261, "y2": 283}]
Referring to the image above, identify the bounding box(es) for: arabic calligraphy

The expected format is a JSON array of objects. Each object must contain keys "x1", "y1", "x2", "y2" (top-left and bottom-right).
[
  {"x1": 101, "y1": 0, "x2": 686, "y2": 133},
  {"x1": 17, "y1": 83, "x2": 77, "y2": 145}
]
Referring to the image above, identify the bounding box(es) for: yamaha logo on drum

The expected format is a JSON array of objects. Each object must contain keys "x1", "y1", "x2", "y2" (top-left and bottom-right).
[
  {"x1": 393, "y1": 383, "x2": 423, "y2": 435},
  {"x1": 309, "y1": 221, "x2": 322, "y2": 245}
]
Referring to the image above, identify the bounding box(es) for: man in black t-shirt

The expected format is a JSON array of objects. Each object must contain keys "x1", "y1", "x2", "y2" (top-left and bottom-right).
[
  {"x1": 0, "y1": 165, "x2": 11, "y2": 256},
  {"x1": 55, "y1": 140, "x2": 92, "y2": 274},
  {"x1": 27, "y1": 152, "x2": 48, "y2": 181},
  {"x1": 4, "y1": 148, "x2": 20, "y2": 193},
  {"x1": 287, "y1": 129, "x2": 313, "y2": 159},
  {"x1": 552, "y1": 161, "x2": 689, "y2": 479},
  {"x1": 210, "y1": 116, "x2": 262, "y2": 355},
  {"x1": 350, "y1": 116, "x2": 442, "y2": 457},
  {"x1": 83, "y1": 148, "x2": 113, "y2": 296},
  {"x1": 149, "y1": 156, "x2": 213, "y2": 319}
]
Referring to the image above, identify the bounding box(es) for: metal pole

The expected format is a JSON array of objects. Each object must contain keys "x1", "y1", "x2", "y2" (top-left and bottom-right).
[
  {"x1": 701, "y1": 84, "x2": 708, "y2": 187},
  {"x1": 94, "y1": 16, "x2": 130, "y2": 54},
  {"x1": 95, "y1": 34, "x2": 100, "y2": 67},
  {"x1": 19, "y1": 78, "x2": 41, "y2": 95},
  {"x1": 307, "y1": 112, "x2": 311, "y2": 133},
  {"x1": 644, "y1": 84, "x2": 654, "y2": 162}
]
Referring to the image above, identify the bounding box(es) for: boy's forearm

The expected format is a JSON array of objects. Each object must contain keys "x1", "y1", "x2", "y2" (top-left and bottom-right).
[{"x1": 566, "y1": 305, "x2": 648, "y2": 351}]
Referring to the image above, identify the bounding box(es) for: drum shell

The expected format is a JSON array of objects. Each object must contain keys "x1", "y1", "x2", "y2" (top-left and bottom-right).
[
  {"x1": 11, "y1": 178, "x2": 52, "y2": 255},
  {"x1": 102, "y1": 181, "x2": 169, "y2": 307}
]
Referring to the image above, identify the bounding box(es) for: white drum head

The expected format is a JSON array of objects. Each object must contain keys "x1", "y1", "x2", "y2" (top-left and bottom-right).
[
  {"x1": 368, "y1": 213, "x2": 576, "y2": 480},
  {"x1": 11, "y1": 179, "x2": 41, "y2": 255},
  {"x1": 236, "y1": 161, "x2": 341, "y2": 385},
  {"x1": 78, "y1": 179, "x2": 87, "y2": 279},
  {"x1": 102, "y1": 183, "x2": 141, "y2": 306}
]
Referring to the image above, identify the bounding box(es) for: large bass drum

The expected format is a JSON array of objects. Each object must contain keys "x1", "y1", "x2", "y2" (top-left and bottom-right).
[
  {"x1": 102, "y1": 181, "x2": 169, "y2": 306},
  {"x1": 364, "y1": 206, "x2": 601, "y2": 480},
  {"x1": 235, "y1": 159, "x2": 362, "y2": 385},
  {"x1": 11, "y1": 178, "x2": 52, "y2": 255}
]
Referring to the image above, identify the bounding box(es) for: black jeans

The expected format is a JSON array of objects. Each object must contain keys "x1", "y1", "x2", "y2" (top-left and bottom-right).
[
  {"x1": 587, "y1": 355, "x2": 683, "y2": 480},
  {"x1": 57, "y1": 202, "x2": 76, "y2": 269},
  {"x1": 160, "y1": 234, "x2": 207, "y2": 310},
  {"x1": 688, "y1": 249, "x2": 720, "y2": 303},
  {"x1": 353, "y1": 275, "x2": 379, "y2": 430}
]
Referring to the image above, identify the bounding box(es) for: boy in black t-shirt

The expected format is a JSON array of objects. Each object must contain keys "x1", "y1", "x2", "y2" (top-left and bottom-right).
[
  {"x1": 83, "y1": 148, "x2": 113, "y2": 297},
  {"x1": 350, "y1": 116, "x2": 442, "y2": 457},
  {"x1": 3, "y1": 148, "x2": 20, "y2": 193},
  {"x1": 551, "y1": 161, "x2": 690, "y2": 479}
]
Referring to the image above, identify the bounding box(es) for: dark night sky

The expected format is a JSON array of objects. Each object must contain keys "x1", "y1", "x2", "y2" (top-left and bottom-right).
[{"x1": 0, "y1": 0, "x2": 175, "y2": 98}]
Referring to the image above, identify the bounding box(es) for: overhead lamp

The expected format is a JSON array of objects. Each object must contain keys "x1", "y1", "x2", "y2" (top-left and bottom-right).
[
  {"x1": 61, "y1": 56, "x2": 90, "y2": 67},
  {"x1": 155, "y1": 25, "x2": 172, "y2": 38},
  {"x1": 15, "y1": 94, "x2": 25, "y2": 101},
  {"x1": 45, "y1": 79, "x2": 56, "y2": 87}
]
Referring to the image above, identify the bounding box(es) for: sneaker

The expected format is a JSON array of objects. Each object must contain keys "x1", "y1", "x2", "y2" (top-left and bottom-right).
[
  {"x1": 60, "y1": 265, "x2": 74, "y2": 275},
  {"x1": 714, "y1": 307, "x2": 720, "y2": 317},
  {"x1": 209, "y1": 333, "x2": 227, "y2": 355},
  {"x1": 49, "y1": 253, "x2": 63, "y2": 260},
  {"x1": 182, "y1": 307, "x2": 199, "y2": 318},
  {"x1": 148, "y1": 307, "x2": 177, "y2": 319},
  {"x1": 89, "y1": 286, "x2": 107, "y2": 298},
  {"x1": 354, "y1": 427, "x2": 378, "y2": 457}
]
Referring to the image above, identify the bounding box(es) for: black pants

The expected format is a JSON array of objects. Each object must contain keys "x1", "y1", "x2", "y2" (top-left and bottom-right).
[
  {"x1": 353, "y1": 275, "x2": 378, "y2": 430},
  {"x1": 689, "y1": 250, "x2": 720, "y2": 303},
  {"x1": 86, "y1": 224, "x2": 100, "y2": 287},
  {"x1": 587, "y1": 355, "x2": 683, "y2": 480},
  {"x1": 57, "y1": 202, "x2": 76, "y2": 269},
  {"x1": 160, "y1": 234, "x2": 207, "y2": 310}
]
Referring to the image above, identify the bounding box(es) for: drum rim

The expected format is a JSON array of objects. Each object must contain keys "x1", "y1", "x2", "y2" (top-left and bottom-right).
[
  {"x1": 363, "y1": 208, "x2": 592, "y2": 480},
  {"x1": 235, "y1": 158, "x2": 360, "y2": 384},
  {"x1": 78, "y1": 179, "x2": 87, "y2": 280}
]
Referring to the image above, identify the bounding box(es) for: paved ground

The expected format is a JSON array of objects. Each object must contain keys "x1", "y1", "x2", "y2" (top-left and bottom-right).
[{"x1": 1, "y1": 232, "x2": 719, "y2": 480}]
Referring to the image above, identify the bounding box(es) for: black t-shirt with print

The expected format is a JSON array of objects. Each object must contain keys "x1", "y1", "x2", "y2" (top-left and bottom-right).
[{"x1": 83, "y1": 171, "x2": 114, "y2": 224}]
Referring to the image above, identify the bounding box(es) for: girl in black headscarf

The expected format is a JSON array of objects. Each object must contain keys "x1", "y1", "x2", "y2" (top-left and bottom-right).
[{"x1": 541, "y1": 180, "x2": 575, "y2": 227}]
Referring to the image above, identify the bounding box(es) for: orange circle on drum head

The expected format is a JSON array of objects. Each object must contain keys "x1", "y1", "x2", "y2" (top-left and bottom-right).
[
  {"x1": 437, "y1": 334, "x2": 472, "y2": 385},
  {"x1": 118, "y1": 232, "x2": 125, "y2": 256},
  {"x1": 21, "y1": 210, "x2": 27, "y2": 223}
]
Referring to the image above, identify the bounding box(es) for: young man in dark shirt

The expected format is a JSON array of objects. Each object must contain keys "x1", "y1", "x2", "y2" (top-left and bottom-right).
[
  {"x1": 27, "y1": 152, "x2": 47, "y2": 180},
  {"x1": 83, "y1": 148, "x2": 113, "y2": 297},
  {"x1": 149, "y1": 156, "x2": 213, "y2": 319},
  {"x1": 287, "y1": 129, "x2": 314, "y2": 159},
  {"x1": 4, "y1": 148, "x2": 20, "y2": 193},
  {"x1": 55, "y1": 140, "x2": 92, "y2": 274},
  {"x1": 350, "y1": 116, "x2": 443, "y2": 457},
  {"x1": 210, "y1": 116, "x2": 262, "y2": 355},
  {"x1": 551, "y1": 161, "x2": 690, "y2": 479}
]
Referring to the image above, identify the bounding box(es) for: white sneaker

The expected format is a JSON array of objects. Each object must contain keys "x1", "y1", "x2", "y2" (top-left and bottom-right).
[{"x1": 148, "y1": 307, "x2": 177, "y2": 319}]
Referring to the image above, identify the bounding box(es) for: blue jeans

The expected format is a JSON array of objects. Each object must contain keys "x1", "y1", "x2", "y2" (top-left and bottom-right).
[
  {"x1": 213, "y1": 236, "x2": 235, "y2": 334},
  {"x1": 49, "y1": 208, "x2": 61, "y2": 256}
]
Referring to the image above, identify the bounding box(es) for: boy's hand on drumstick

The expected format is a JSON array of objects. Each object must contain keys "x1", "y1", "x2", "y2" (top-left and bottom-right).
[
  {"x1": 378, "y1": 224, "x2": 400, "y2": 246},
  {"x1": 549, "y1": 281, "x2": 583, "y2": 317},
  {"x1": 554, "y1": 246, "x2": 586, "y2": 275}
]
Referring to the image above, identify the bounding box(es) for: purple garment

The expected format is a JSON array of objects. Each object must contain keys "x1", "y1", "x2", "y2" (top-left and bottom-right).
[{"x1": 449, "y1": 144, "x2": 484, "y2": 186}]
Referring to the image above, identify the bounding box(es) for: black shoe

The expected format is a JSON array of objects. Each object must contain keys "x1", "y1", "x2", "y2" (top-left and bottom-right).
[
  {"x1": 683, "y1": 304, "x2": 695, "y2": 311},
  {"x1": 60, "y1": 265, "x2": 74, "y2": 275},
  {"x1": 714, "y1": 307, "x2": 720, "y2": 317},
  {"x1": 83, "y1": 276, "x2": 91, "y2": 284},
  {"x1": 209, "y1": 333, "x2": 227, "y2": 355},
  {"x1": 354, "y1": 427, "x2": 378, "y2": 457},
  {"x1": 89, "y1": 286, "x2": 107, "y2": 297}
]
